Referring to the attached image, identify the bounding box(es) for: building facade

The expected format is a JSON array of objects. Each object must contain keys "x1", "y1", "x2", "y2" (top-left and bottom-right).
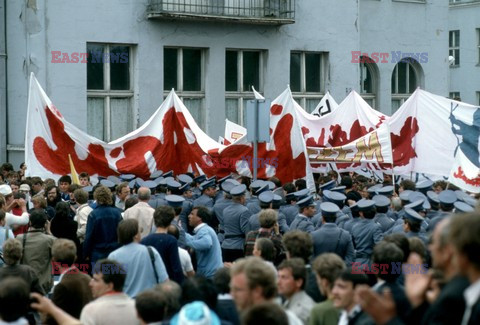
[{"x1": 1, "y1": 0, "x2": 467, "y2": 166}]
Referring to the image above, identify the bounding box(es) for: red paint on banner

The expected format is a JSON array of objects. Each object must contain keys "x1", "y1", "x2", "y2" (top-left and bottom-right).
[
  {"x1": 390, "y1": 116, "x2": 419, "y2": 166},
  {"x1": 453, "y1": 166, "x2": 480, "y2": 186}
]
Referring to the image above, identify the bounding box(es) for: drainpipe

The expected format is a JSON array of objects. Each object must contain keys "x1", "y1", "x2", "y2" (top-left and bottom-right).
[{"x1": 0, "y1": 0, "x2": 7, "y2": 163}]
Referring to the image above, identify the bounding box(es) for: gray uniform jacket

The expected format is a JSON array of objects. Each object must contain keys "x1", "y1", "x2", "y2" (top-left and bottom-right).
[
  {"x1": 311, "y1": 223, "x2": 355, "y2": 265},
  {"x1": 221, "y1": 202, "x2": 251, "y2": 250},
  {"x1": 289, "y1": 215, "x2": 315, "y2": 233},
  {"x1": 351, "y1": 219, "x2": 383, "y2": 265}
]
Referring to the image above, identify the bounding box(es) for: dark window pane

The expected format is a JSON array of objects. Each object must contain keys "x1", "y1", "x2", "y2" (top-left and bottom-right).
[
  {"x1": 455, "y1": 49, "x2": 460, "y2": 65},
  {"x1": 408, "y1": 64, "x2": 416, "y2": 93},
  {"x1": 360, "y1": 62, "x2": 373, "y2": 94},
  {"x1": 110, "y1": 46, "x2": 130, "y2": 90},
  {"x1": 87, "y1": 44, "x2": 105, "y2": 90},
  {"x1": 449, "y1": 31, "x2": 454, "y2": 48},
  {"x1": 391, "y1": 65, "x2": 396, "y2": 93},
  {"x1": 164, "y1": 48, "x2": 178, "y2": 91},
  {"x1": 183, "y1": 49, "x2": 202, "y2": 91},
  {"x1": 225, "y1": 51, "x2": 238, "y2": 91},
  {"x1": 455, "y1": 31, "x2": 460, "y2": 46},
  {"x1": 398, "y1": 62, "x2": 407, "y2": 94},
  {"x1": 290, "y1": 53, "x2": 301, "y2": 92},
  {"x1": 305, "y1": 53, "x2": 320, "y2": 92},
  {"x1": 242, "y1": 51, "x2": 260, "y2": 92}
]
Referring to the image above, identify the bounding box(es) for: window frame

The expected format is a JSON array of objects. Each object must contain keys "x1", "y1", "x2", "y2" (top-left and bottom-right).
[
  {"x1": 86, "y1": 43, "x2": 135, "y2": 142},
  {"x1": 449, "y1": 30, "x2": 460, "y2": 67},
  {"x1": 359, "y1": 56, "x2": 378, "y2": 109},
  {"x1": 163, "y1": 47, "x2": 206, "y2": 129},
  {"x1": 391, "y1": 59, "x2": 420, "y2": 113},
  {"x1": 290, "y1": 51, "x2": 327, "y2": 113},
  {"x1": 225, "y1": 49, "x2": 265, "y2": 126}
]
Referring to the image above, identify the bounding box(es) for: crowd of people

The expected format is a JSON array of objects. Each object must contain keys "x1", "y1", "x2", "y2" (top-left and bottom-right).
[{"x1": 0, "y1": 161, "x2": 479, "y2": 325}]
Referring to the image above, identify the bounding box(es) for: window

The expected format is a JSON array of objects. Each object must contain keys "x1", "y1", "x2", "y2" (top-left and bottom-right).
[
  {"x1": 449, "y1": 92, "x2": 461, "y2": 100},
  {"x1": 87, "y1": 43, "x2": 134, "y2": 142},
  {"x1": 164, "y1": 47, "x2": 205, "y2": 129},
  {"x1": 225, "y1": 50, "x2": 264, "y2": 126},
  {"x1": 477, "y1": 92, "x2": 480, "y2": 106},
  {"x1": 359, "y1": 56, "x2": 378, "y2": 109},
  {"x1": 391, "y1": 60, "x2": 420, "y2": 113},
  {"x1": 449, "y1": 30, "x2": 460, "y2": 66},
  {"x1": 290, "y1": 51, "x2": 327, "y2": 113},
  {"x1": 477, "y1": 29, "x2": 480, "y2": 64}
]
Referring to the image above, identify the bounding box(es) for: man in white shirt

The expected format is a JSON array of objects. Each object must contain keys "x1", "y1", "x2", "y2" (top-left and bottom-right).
[
  {"x1": 73, "y1": 188, "x2": 93, "y2": 243},
  {"x1": 123, "y1": 187, "x2": 155, "y2": 239},
  {"x1": 80, "y1": 259, "x2": 140, "y2": 325}
]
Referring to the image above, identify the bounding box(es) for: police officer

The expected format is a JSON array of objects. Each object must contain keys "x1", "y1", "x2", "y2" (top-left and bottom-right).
[
  {"x1": 280, "y1": 192, "x2": 299, "y2": 226},
  {"x1": 311, "y1": 202, "x2": 354, "y2": 265},
  {"x1": 247, "y1": 182, "x2": 269, "y2": 215},
  {"x1": 193, "y1": 179, "x2": 216, "y2": 210},
  {"x1": 213, "y1": 179, "x2": 240, "y2": 244},
  {"x1": 351, "y1": 199, "x2": 383, "y2": 266},
  {"x1": 222, "y1": 184, "x2": 251, "y2": 262},
  {"x1": 427, "y1": 190, "x2": 456, "y2": 232},
  {"x1": 425, "y1": 190, "x2": 440, "y2": 220},
  {"x1": 416, "y1": 179, "x2": 433, "y2": 195},
  {"x1": 403, "y1": 208, "x2": 428, "y2": 244},
  {"x1": 289, "y1": 195, "x2": 316, "y2": 233},
  {"x1": 324, "y1": 190, "x2": 349, "y2": 229},
  {"x1": 372, "y1": 195, "x2": 395, "y2": 233},
  {"x1": 390, "y1": 198, "x2": 428, "y2": 234},
  {"x1": 166, "y1": 194, "x2": 187, "y2": 247},
  {"x1": 454, "y1": 201, "x2": 474, "y2": 213},
  {"x1": 248, "y1": 191, "x2": 289, "y2": 234},
  {"x1": 192, "y1": 174, "x2": 207, "y2": 200},
  {"x1": 145, "y1": 180, "x2": 166, "y2": 209}
]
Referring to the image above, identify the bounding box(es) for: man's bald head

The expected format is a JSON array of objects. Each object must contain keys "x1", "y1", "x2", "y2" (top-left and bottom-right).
[{"x1": 137, "y1": 187, "x2": 151, "y2": 201}]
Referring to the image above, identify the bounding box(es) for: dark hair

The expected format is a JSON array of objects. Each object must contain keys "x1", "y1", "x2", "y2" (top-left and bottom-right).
[
  {"x1": 278, "y1": 258, "x2": 307, "y2": 289},
  {"x1": 404, "y1": 218, "x2": 421, "y2": 232},
  {"x1": 193, "y1": 206, "x2": 212, "y2": 224},
  {"x1": 29, "y1": 209, "x2": 48, "y2": 229},
  {"x1": 117, "y1": 219, "x2": 139, "y2": 245},
  {"x1": 255, "y1": 238, "x2": 276, "y2": 263},
  {"x1": 213, "y1": 268, "x2": 231, "y2": 295},
  {"x1": 372, "y1": 242, "x2": 404, "y2": 282},
  {"x1": 242, "y1": 302, "x2": 289, "y2": 325},
  {"x1": 58, "y1": 175, "x2": 72, "y2": 185},
  {"x1": 0, "y1": 210, "x2": 5, "y2": 223},
  {"x1": 323, "y1": 213, "x2": 337, "y2": 223},
  {"x1": 55, "y1": 201, "x2": 71, "y2": 219},
  {"x1": 124, "y1": 197, "x2": 139, "y2": 211},
  {"x1": 79, "y1": 172, "x2": 90, "y2": 180},
  {"x1": 400, "y1": 180, "x2": 415, "y2": 191},
  {"x1": 94, "y1": 186, "x2": 113, "y2": 206},
  {"x1": 283, "y1": 182, "x2": 296, "y2": 194},
  {"x1": 295, "y1": 179, "x2": 307, "y2": 191},
  {"x1": 68, "y1": 183, "x2": 81, "y2": 193},
  {"x1": 260, "y1": 201, "x2": 271, "y2": 209},
  {"x1": 376, "y1": 205, "x2": 389, "y2": 213},
  {"x1": 268, "y1": 177, "x2": 282, "y2": 188},
  {"x1": 361, "y1": 207, "x2": 376, "y2": 219},
  {"x1": 341, "y1": 176, "x2": 353, "y2": 189},
  {"x1": 154, "y1": 206, "x2": 175, "y2": 228},
  {"x1": 383, "y1": 233, "x2": 411, "y2": 263},
  {"x1": 93, "y1": 259, "x2": 126, "y2": 292},
  {"x1": 336, "y1": 268, "x2": 369, "y2": 287},
  {"x1": 135, "y1": 289, "x2": 165, "y2": 323},
  {"x1": 282, "y1": 231, "x2": 313, "y2": 264},
  {"x1": 180, "y1": 276, "x2": 218, "y2": 310},
  {"x1": 0, "y1": 278, "x2": 30, "y2": 322}
]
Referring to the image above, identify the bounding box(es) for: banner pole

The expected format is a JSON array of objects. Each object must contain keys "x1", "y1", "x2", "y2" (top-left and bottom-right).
[{"x1": 391, "y1": 163, "x2": 396, "y2": 196}]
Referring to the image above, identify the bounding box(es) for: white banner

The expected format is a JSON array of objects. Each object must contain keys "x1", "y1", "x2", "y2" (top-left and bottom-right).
[{"x1": 311, "y1": 91, "x2": 339, "y2": 117}]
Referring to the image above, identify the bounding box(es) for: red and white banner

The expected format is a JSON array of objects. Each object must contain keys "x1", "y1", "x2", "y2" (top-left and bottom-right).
[
  {"x1": 311, "y1": 91, "x2": 339, "y2": 117},
  {"x1": 307, "y1": 123, "x2": 393, "y2": 165},
  {"x1": 449, "y1": 149, "x2": 480, "y2": 193},
  {"x1": 25, "y1": 74, "x2": 312, "y2": 186},
  {"x1": 386, "y1": 89, "x2": 480, "y2": 178}
]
